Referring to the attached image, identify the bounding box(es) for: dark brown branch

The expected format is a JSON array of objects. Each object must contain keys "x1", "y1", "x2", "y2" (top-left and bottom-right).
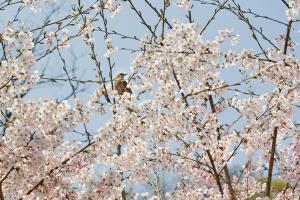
[
  {"x1": 0, "y1": 166, "x2": 16, "y2": 200},
  {"x1": 187, "y1": 10, "x2": 193, "y2": 23},
  {"x1": 0, "y1": 77, "x2": 13, "y2": 91},
  {"x1": 206, "y1": 150, "x2": 224, "y2": 195},
  {"x1": 0, "y1": 183, "x2": 3, "y2": 200},
  {"x1": 171, "y1": 66, "x2": 188, "y2": 105},
  {"x1": 266, "y1": 19, "x2": 293, "y2": 197},
  {"x1": 281, "y1": 0, "x2": 290, "y2": 8},
  {"x1": 208, "y1": 95, "x2": 216, "y2": 113},
  {"x1": 265, "y1": 127, "x2": 278, "y2": 197},
  {"x1": 208, "y1": 94, "x2": 236, "y2": 199},
  {"x1": 283, "y1": 20, "x2": 292, "y2": 55},
  {"x1": 224, "y1": 166, "x2": 236, "y2": 200},
  {"x1": 0, "y1": 167, "x2": 15, "y2": 184},
  {"x1": 161, "y1": 0, "x2": 168, "y2": 40}
]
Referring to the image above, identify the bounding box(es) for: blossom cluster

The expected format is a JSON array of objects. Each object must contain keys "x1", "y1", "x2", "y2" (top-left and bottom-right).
[
  {"x1": 0, "y1": 24, "x2": 105, "y2": 198},
  {"x1": 92, "y1": 0, "x2": 122, "y2": 17},
  {"x1": 105, "y1": 22, "x2": 299, "y2": 199},
  {"x1": 286, "y1": 0, "x2": 300, "y2": 20},
  {"x1": 0, "y1": 1, "x2": 299, "y2": 199},
  {"x1": 22, "y1": 0, "x2": 56, "y2": 13},
  {"x1": 176, "y1": 0, "x2": 192, "y2": 10}
]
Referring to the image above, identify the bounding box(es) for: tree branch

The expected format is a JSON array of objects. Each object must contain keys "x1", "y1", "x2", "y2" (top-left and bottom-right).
[
  {"x1": 24, "y1": 141, "x2": 95, "y2": 197},
  {"x1": 265, "y1": 127, "x2": 278, "y2": 197},
  {"x1": 283, "y1": 20, "x2": 292, "y2": 55},
  {"x1": 208, "y1": 94, "x2": 236, "y2": 199}
]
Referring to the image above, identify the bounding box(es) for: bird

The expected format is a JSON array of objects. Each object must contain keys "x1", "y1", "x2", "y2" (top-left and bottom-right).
[{"x1": 114, "y1": 73, "x2": 132, "y2": 95}]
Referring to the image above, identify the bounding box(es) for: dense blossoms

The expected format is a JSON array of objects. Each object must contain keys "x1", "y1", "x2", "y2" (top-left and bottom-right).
[
  {"x1": 0, "y1": 26, "x2": 103, "y2": 198},
  {"x1": 0, "y1": 0, "x2": 299, "y2": 199},
  {"x1": 286, "y1": 0, "x2": 300, "y2": 20}
]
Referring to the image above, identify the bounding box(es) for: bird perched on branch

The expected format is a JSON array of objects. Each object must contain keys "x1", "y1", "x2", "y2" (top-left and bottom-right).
[{"x1": 114, "y1": 73, "x2": 132, "y2": 95}]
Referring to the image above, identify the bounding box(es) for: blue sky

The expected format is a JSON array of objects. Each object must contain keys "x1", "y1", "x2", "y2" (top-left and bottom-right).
[
  {"x1": 1, "y1": 0, "x2": 296, "y2": 147},
  {"x1": 2, "y1": 0, "x2": 290, "y2": 103},
  {"x1": 1, "y1": 0, "x2": 297, "y2": 152}
]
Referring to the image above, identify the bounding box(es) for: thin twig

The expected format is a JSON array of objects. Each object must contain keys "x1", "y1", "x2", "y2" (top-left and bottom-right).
[{"x1": 200, "y1": 0, "x2": 229, "y2": 35}]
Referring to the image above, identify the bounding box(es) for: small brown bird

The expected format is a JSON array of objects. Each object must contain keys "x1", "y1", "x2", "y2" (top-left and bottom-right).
[{"x1": 114, "y1": 73, "x2": 132, "y2": 95}]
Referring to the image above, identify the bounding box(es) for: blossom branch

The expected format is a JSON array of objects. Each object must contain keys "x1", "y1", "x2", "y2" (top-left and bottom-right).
[
  {"x1": 24, "y1": 141, "x2": 95, "y2": 197},
  {"x1": 0, "y1": 166, "x2": 15, "y2": 200},
  {"x1": 283, "y1": 20, "x2": 292, "y2": 54},
  {"x1": 266, "y1": 16, "x2": 293, "y2": 197},
  {"x1": 208, "y1": 94, "x2": 236, "y2": 199}
]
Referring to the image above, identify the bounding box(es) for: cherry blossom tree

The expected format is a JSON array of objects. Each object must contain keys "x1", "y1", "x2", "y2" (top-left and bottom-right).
[{"x1": 0, "y1": 0, "x2": 299, "y2": 199}]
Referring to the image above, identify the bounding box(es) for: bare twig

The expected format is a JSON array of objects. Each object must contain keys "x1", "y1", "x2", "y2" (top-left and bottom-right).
[{"x1": 200, "y1": 0, "x2": 229, "y2": 35}]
